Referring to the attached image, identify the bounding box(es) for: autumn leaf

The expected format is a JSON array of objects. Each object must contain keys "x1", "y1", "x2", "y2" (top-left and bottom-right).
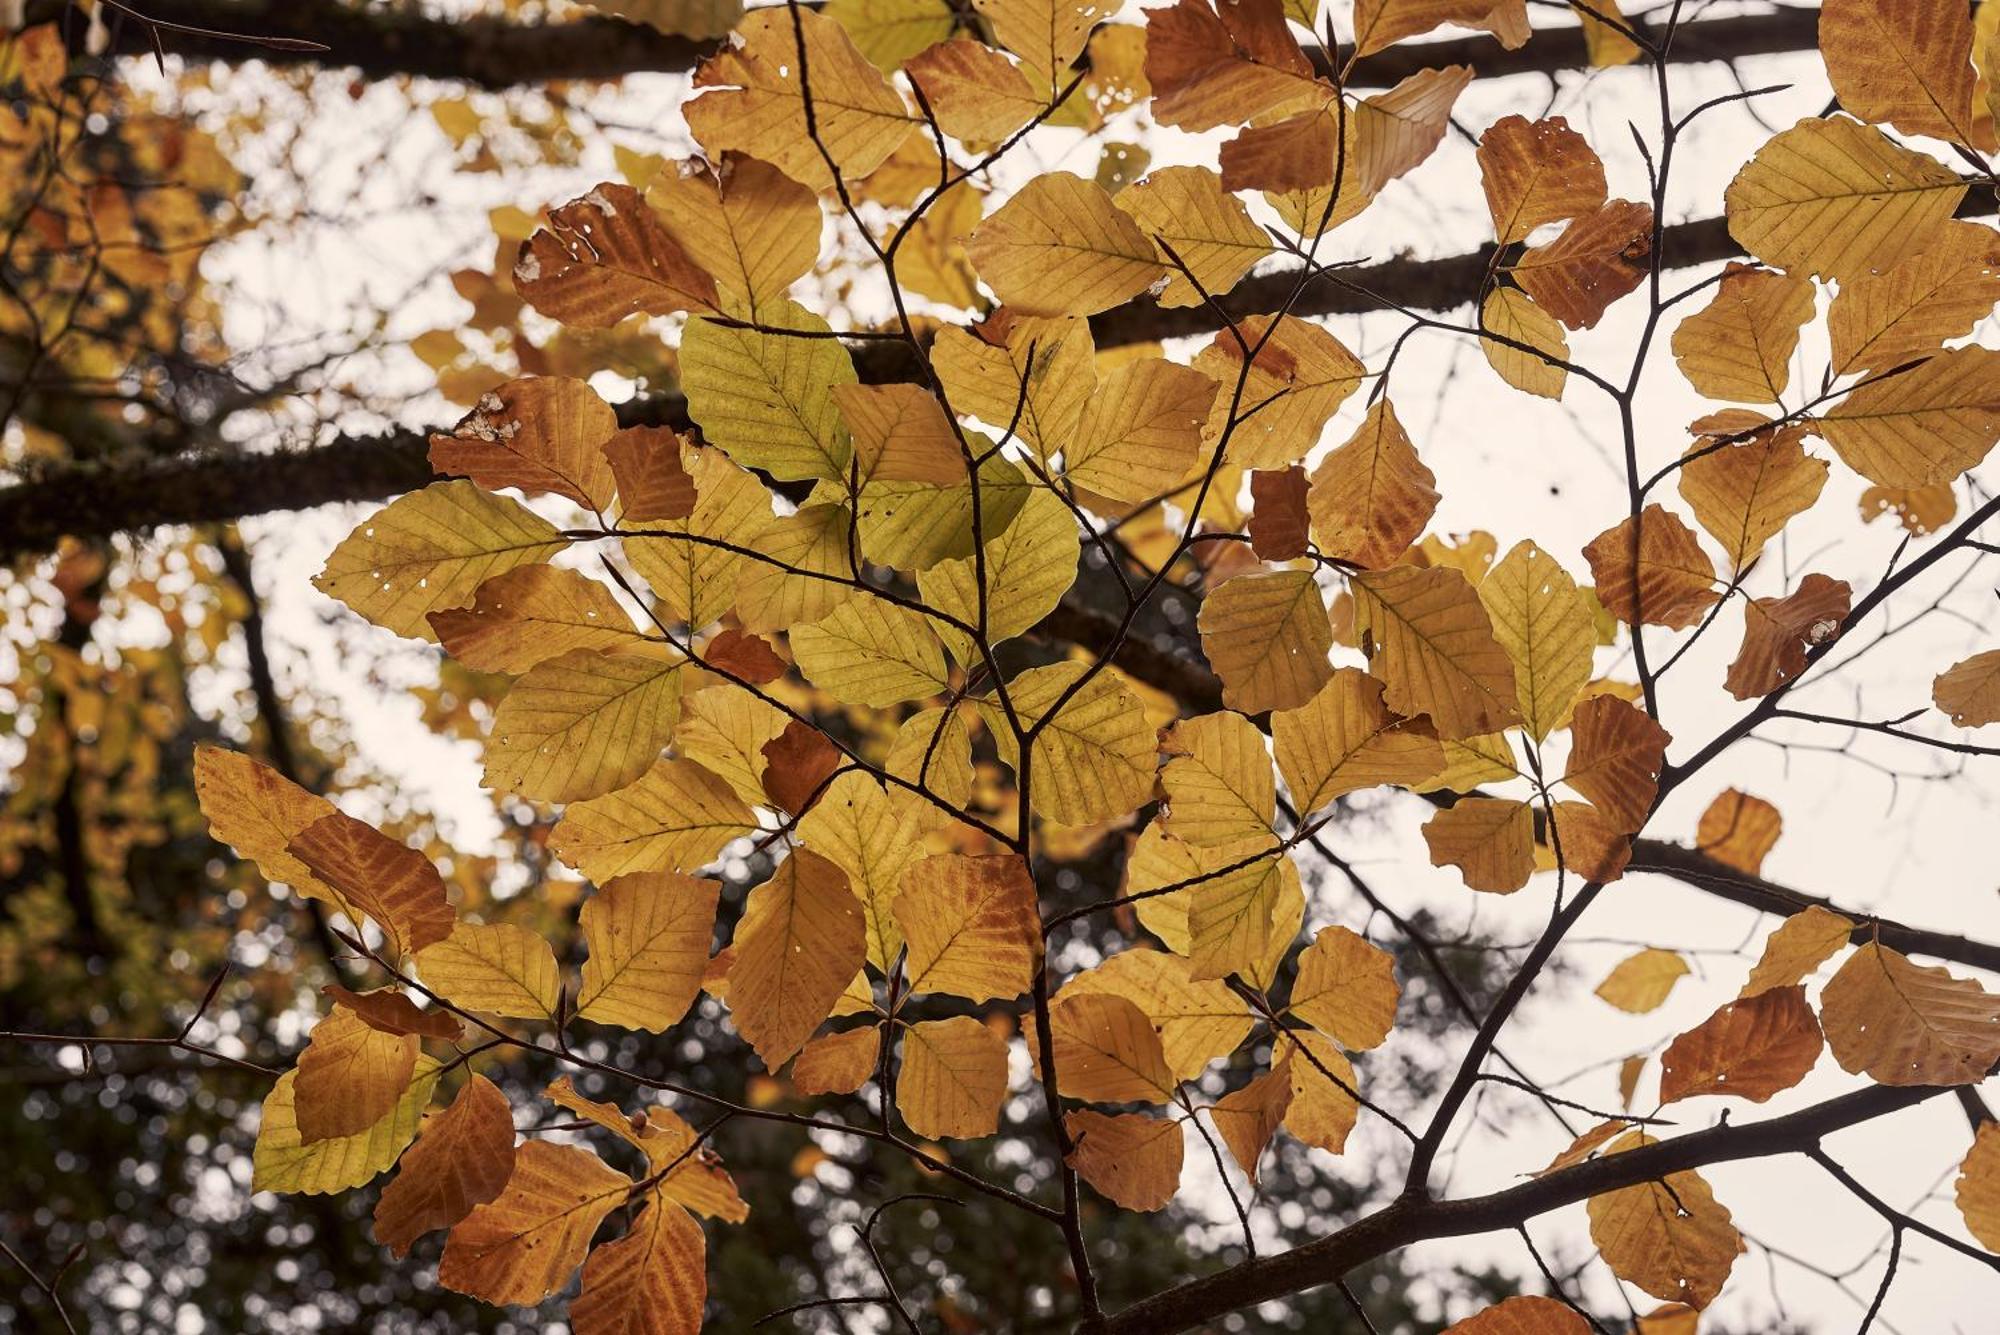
[
  {"x1": 1209, "y1": 1065, "x2": 1291, "y2": 1182},
  {"x1": 1352, "y1": 0, "x2": 1528, "y2": 58},
  {"x1": 1056, "y1": 949, "x2": 1253, "y2": 1082},
  {"x1": 1477, "y1": 115, "x2": 1605, "y2": 245},
  {"x1": 324, "y1": 986, "x2": 463, "y2": 1043},
  {"x1": 1143, "y1": 0, "x2": 1329, "y2": 133},
  {"x1": 1676, "y1": 425, "x2": 1829, "y2": 573},
  {"x1": 896, "y1": 853, "x2": 1041, "y2": 1002},
  {"x1": 1659, "y1": 986, "x2": 1823, "y2": 1103},
  {"x1": 1194, "y1": 314, "x2": 1365, "y2": 467},
  {"x1": 430, "y1": 564, "x2": 647, "y2": 674},
  {"x1": 1065, "y1": 1111, "x2": 1184, "y2": 1211},
  {"x1": 1509, "y1": 199, "x2": 1652, "y2": 331},
  {"x1": 417, "y1": 921, "x2": 562, "y2": 1021},
  {"x1": 374, "y1": 1075, "x2": 516, "y2": 1259},
  {"x1": 1045, "y1": 992, "x2": 1176, "y2": 1105},
  {"x1": 1957, "y1": 1122, "x2": 2000, "y2": 1253},
  {"x1": 1935, "y1": 649, "x2": 2000, "y2": 726},
  {"x1": 549, "y1": 757, "x2": 758, "y2": 884},
  {"x1": 980, "y1": 662, "x2": 1156, "y2": 826},
  {"x1": 1582, "y1": 504, "x2": 1719, "y2": 630},
  {"x1": 729, "y1": 851, "x2": 865, "y2": 1070},
  {"x1": 577, "y1": 873, "x2": 720, "y2": 1033},
  {"x1": 1477, "y1": 540, "x2": 1595, "y2": 741},
  {"x1": 1670, "y1": 264, "x2": 1813, "y2": 404},
  {"x1": 1694, "y1": 788, "x2": 1783, "y2": 878},
  {"x1": 898, "y1": 1015, "x2": 1010, "y2": 1139},
  {"x1": 1741, "y1": 905, "x2": 1855, "y2": 997},
  {"x1": 253, "y1": 1059, "x2": 441, "y2": 1196},
  {"x1": 512, "y1": 184, "x2": 718, "y2": 327},
  {"x1": 1819, "y1": 346, "x2": 2000, "y2": 488},
  {"x1": 287, "y1": 810, "x2": 457, "y2": 958},
  {"x1": 1442, "y1": 1297, "x2": 1591, "y2": 1335},
  {"x1": 1114, "y1": 166, "x2": 1270, "y2": 308},
  {"x1": 1595, "y1": 948, "x2": 1691, "y2": 1014},
  {"x1": 1820, "y1": 943, "x2": 2000, "y2": 1085},
  {"x1": 1723, "y1": 573, "x2": 1850, "y2": 700},
  {"x1": 964, "y1": 172, "x2": 1168, "y2": 316},
  {"x1": 1305, "y1": 398, "x2": 1439, "y2": 571},
  {"x1": 1288, "y1": 926, "x2": 1398, "y2": 1052},
  {"x1": 1350, "y1": 564, "x2": 1521, "y2": 740},
  {"x1": 1272, "y1": 669, "x2": 1444, "y2": 817},
  {"x1": 1479, "y1": 286, "x2": 1569, "y2": 400},
  {"x1": 428, "y1": 375, "x2": 618, "y2": 509},
  {"x1": 1423, "y1": 798, "x2": 1535, "y2": 894},
  {"x1": 1158, "y1": 712, "x2": 1276, "y2": 848},
  {"x1": 792, "y1": 1025, "x2": 882, "y2": 1096},
  {"x1": 1829, "y1": 221, "x2": 2000, "y2": 375},
  {"x1": 1587, "y1": 1130, "x2": 1742, "y2": 1308},
  {"x1": 1562, "y1": 695, "x2": 1670, "y2": 834},
  {"x1": 294, "y1": 1009, "x2": 419, "y2": 1143},
  {"x1": 482, "y1": 645, "x2": 687, "y2": 803},
  {"x1": 646, "y1": 152, "x2": 821, "y2": 321},
  {"x1": 1820, "y1": 0, "x2": 1979, "y2": 145},
  {"x1": 439, "y1": 1141, "x2": 632, "y2": 1305},
  {"x1": 570, "y1": 1192, "x2": 706, "y2": 1335}
]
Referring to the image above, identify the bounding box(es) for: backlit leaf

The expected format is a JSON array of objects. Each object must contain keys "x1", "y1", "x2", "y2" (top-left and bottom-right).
[
  {"x1": 253, "y1": 1059, "x2": 441, "y2": 1196},
  {"x1": 1659, "y1": 986, "x2": 1822, "y2": 1103},
  {"x1": 1306, "y1": 398, "x2": 1438, "y2": 571},
  {"x1": 964, "y1": 172, "x2": 1167, "y2": 316},
  {"x1": 980, "y1": 662, "x2": 1156, "y2": 825},
  {"x1": 417, "y1": 922, "x2": 562, "y2": 1021},
  {"x1": 1046, "y1": 992, "x2": 1176, "y2": 1104},
  {"x1": 1695, "y1": 788, "x2": 1783, "y2": 878},
  {"x1": 896, "y1": 853, "x2": 1040, "y2": 1001},
  {"x1": 1198, "y1": 570, "x2": 1334, "y2": 714},
  {"x1": 1272, "y1": 669, "x2": 1444, "y2": 815},
  {"x1": 1477, "y1": 540, "x2": 1595, "y2": 741},
  {"x1": 1676, "y1": 426, "x2": 1829, "y2": 573},
  {"x1": 1819, "y1": 346, "x2": 2000, "y2": 487},
  {"x1": 513, "y1": 183, "x2": 718, "y2": 327},
  {"x1": 1350, "y1": 564, "x2": 1521, "y2": 740},
  {"x1": 1935, "y1": 649, "x2": 2000, "y2": 726},
  {"x1": 438, "y1": 1141, "x2": 631, "y2": 1306},
  {"x1": 1670, "y1": 264, "x2": 1814, "y2": 404},
  {"x1": 1595, "y1": 948, "x2": 1690, "y2": 1014},
  {"x1": 483, "y1": 646, "x2": 686, "y2": 803},
  {"x1": 730, "y1": 850, "x2": 867, "y2": 1069},
  {"x1": 1741, "y1": 906, "x2": 1855, "y2": 998},
  {"x1": 1065, "y1": 1111, "x2": 1184, "y2": 1211},
  {"x1": 578, "y1": 873, "x2": 720, "y2": 1033},
  {"x1": 1587, "y1": 1131, "x2": 1742, "y2": 1309},
  {"x1": 1821, "y1": 943, "x2": 2000, "y2": 1085},
  {"x1": 898, "y1": 1015, "x2": 1010, "y2": 1138},
  {"x1": 1423, "y1": 798, "x2": 1534, "y2": 894},
  {"x1": 1288, "y1": 926, "x2": 1398, "y2": 1052},
  {"x1": 430, "y1": 565, "x2": 646, "y2": 674},
  {"x1": 288, "y1": 811, "x2": 457, "y2": 958},
  {"x1": 1820, "y1": 0, "x2": 1978, "y2": 144},
  {"x1": 374, "y1": 1075, "x2": 516, "y2": 1259},
  {"x1": 1582, "y1": 504, "x2": 1719, "y2": 629},
  {"x1": 549, "y1": 758, "x2": 758, "y2": 884},
  {"x1": 428, "y1": 375, "x2": 618, "y2": 509},
  {"x1": 1723, "y1": 573, "x2": 1850, "y2": 700}
]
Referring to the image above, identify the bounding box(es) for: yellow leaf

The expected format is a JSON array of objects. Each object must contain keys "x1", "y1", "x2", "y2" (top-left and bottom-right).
[
  {"x1": 790, "y1": 597, "x2": 951, "y2": 706},
  {"x1": 1350, "y1": 564, "x2": 1521, "y2": 740},
  {"x1": 1724, "y1": 116, "x2": 1965, "y2": 283},
  {"x1": 430, "y1": 565, "x2": 646, "y2": 674},
  {"x1": 1198, "y1": 570, "x2": 1334, "y2": 714},
  {"x1": 1306, "y1": 398, "x2": 1439, "y2": 570},
  {"x1": 512, "y1": 183, "x2": 719, "y2": 328},
  {"x1": 932, "y1": 315, "x2": 1092, "y2": 465},
  {"x1": 287, "y1": 810, "x2": 458, "y2": 957},
  {"x1": 1477, "y1": 114, "x2": 1605, "y2": 245},
  {"x1": 687, "y1": 9, "x2": 916, "y2": 191},
  {"x1": 793, "y1": 1025, "x2": 883, "y2": 1095},
  {"x1": 253, "y1": 1059, "x2": 440, "y2": 1196},
  {"x1": 897, "y1": 1014, "x2": 1010, "y2": 1138},
  {"x1": 1669, "y1": 263, "x2": 1814, "y2": 404},
  {"x1": 1065, "y1": 1110, "x2": 1184, "y2": 1211},
  {"x1": 1194, "y1": 314, "x2": 1365, "y2": 468},
  {"x1": 905, "y1": 39, "x2": 1042, "y2": 144},
  {"x1": 439, "y1": 1141, "x2": 632, "y2": 1306},
  {"x1": 1587, "y1": 1130, "x2": 1742, "y2": 1308},
  {"x1": 1159, "y1": 712, "x2": 1275, "y2": 847},
  {"x1": 427, "y1": 375, "x2": 618, "y2": 509},
  {"x1": 680, "y1": 300, "x2": 856, "y2": 481},
  {"x1": 1595, "y1": 948, "x2": 1691, "y2": 1014},
  {"x1": 896, "y1": 853, "x2": 1041, "y2": 1001},
  {"x1": 571, "y1": 1192, "x2": 706, "y2": 1335},
  {"x1": 1582, "y1": 504, "x2": 1719, "y2": 630},
  {"x1": 578, "y1": 873, "x2": 720, "y2": 1033},
  {"x1": 1062, "y1": 358, "x2": 1221, "y2": 503},
  {"x1": 1478, "y1": 540, "x2": 1595, "y2": 741},
  {"x1": 822, "y1": 0, "x2": 958, "y2": 69},
  {"x1": 1935, "y1": 648, "x2": 2000, "y2": 726},
  {"x1": 624, "y1": 442, "x2": 775, "y2": 631},
  {"x1": 980, "y1": 662, "x2": 1156, "y2": 825},
  {"x1": 1821, "y1": 942, "x2": 2000, "y2": 1084},
  {"x1": 1288, "y1": 926, "x2": 1398, "y2": 1052},
  {"x1": 730, "y1": 850, "x2": 867, "y2": 1068},
  {"x1": 647, "y1": 153, "x2": 821, "y2": 321},
  {"x1": 1829, "y1": 220, "x2": 2000, "y2": 375},
  {"x1": 314, "y1": 481, "x2": 566, "y2": 640},
  {"x1": 800, "y1": 770, "x2": 941, "y2": 971},
  {"x1": 964, "y1": 172, "x2": 1167, "y2": 316},
  {"x1": 1659, "y1": 986, "x2": 1823, "y2": 1104},
  {"x1": 1413, "y1": 731, "x2": 1520, "y2": 793},
  {"x1": 373, "y1": 1074, "x2": 516, "y2": 1259},
  {"x1": 918, "y1": 488, "x2": 1080, "y2": 662},
  {"x1": 1272, "y1": 669, "x2": 1443, "y2": 817},
  {"x1": 1186, "y1": 847, "x2": 1300, "y2": 981},
  {"x1": 973, "y1": 0, "x2": 1103, "y2": 84},
  {"x1": 294, "y1": 1010, "x2": 419, "y2": 1143},
  {"x1": 833, "y1": 382, "x2": 965, "y2": 487},
  {"x1": 194, "y1": 746, "x2": 344, "y2": 916},
  {"x1": 677, "y1": 687, "x2": 791, "y2": 807},
  {"x1": 1677, "y1": 427, "x2": 1829, "y2": 573},
  {"x1": 1423, "y1": 798, "x2": 1535, "y2": 894},
  {"x1": 1055, "y1": 949, "x2": 1252, "y2": 1082},
  {"x1": 1819, "y1": 346, "x2": 2000, "y2": 487},
  {"x1": 483, "y1": 646, "x2": 687, "y2": 803},
  {"x1": 550, "y1": 758, "x2": 758, "y2": 884},
  {"x1": 886, "y1": 705, "x2": 976, "y2": 809},
  {"x1": 1578, "y1": 0, "x2": 1640, "y2": 67},
  {"x1": 1113, "y1": 166, "x2": 1270, "y2": 308},
  {"x1": 1278, "y1": 1028, "x2": 1359, "y2": 1153},
  {"x1": 1820, "y1": 0, "x2": 1979, "y2": 144},
  {"x1": 1480, "y1": 286, "x2": 1568, "y2": 400},
  {"x1": 882, "y1": 179, "x2": 986, "y2": 308},
  {"x1": 730, "y1": 503, "x2": 861, "y2": 633},
  {"x1": 1955, "y1": 1121, "x2": 2000, "y2": 1252},
  {"x1": 1695, "y1": 788, "x2": 1783, "y2": 878},
  {"x1": 417, "y1": 922, "x2": 562, "y2": 1020},
  {"x1": 1741, "y1": 905, "x2": 1855, "y2": 998},
  {"x1": 1045, "y1": 992, "x2": 1176, "y2": 1104}
]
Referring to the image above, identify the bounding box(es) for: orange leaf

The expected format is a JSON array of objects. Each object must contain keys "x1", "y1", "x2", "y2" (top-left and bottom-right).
[{"x1": 1659, "y1": 986, "x2": 1823, "y2": 1103}]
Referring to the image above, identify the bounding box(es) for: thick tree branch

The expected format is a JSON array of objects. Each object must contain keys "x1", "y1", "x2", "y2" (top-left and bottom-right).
[
  {"x1": 32, "y1": 0, "x2": 1822, "y2": 93},
  {"x1": 1096, "y1": 1079, "x2": 1959, "y2": 1335}
]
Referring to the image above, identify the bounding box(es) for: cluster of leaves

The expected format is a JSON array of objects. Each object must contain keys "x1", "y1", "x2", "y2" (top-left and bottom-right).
[{"x1": 19, "y1": 0, "x2": 2000, "y2": 1329}]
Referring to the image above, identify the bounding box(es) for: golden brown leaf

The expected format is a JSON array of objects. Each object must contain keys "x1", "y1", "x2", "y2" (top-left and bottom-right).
[
  {"x1": 1271, "y1": 668, "x2": 1445, "y2": 817},
  {"x1": 1247, "y1": 465, "x2": 1311, "y2": 562},
  {"x1": 1277, "y1": 1029, "x2": 1359, "y2": 1153},
  {"x1": 1659, "y1": 986, "x2": 1823, "y2": 1103},
  {"x1": 429, "y1": 565, "x2": 646, "y2": 675},
  {"x1": 1829, "y1": 220, "x2": 2000, "y2": 375},
  {"x1": 730, "y1": 850, "x2": 866, "y2": 1070},
  {"x1": 1288, "y1": 926, "x2": 1398, "y2": 1052},
  {"x1": 1694, "y1": 788, "x2": 1783, "y2": 878},
  {"x1": 287, "y1": 810, "x2": 457, "y2": 958},
  {"x1": 1143, "y1": 0, "x2": 1329, "y2": 133},
  {"x1": 1194, "y1": 314, "x2": 1366, "y2": 468},
  {"x1": 1114, "y1": 165, "x2": 1272, "y2": 308},
  {"x1": 1821, "y1": 942, "x2": 2000, "y2": 1085},
  {"x1": 1477, "y1": 114, "x2": 1606, "y2": 245},
  {"x1": 1587, "y1": 1131, "x2": 1742, "y2": 1308},
  {"x1": 1563, "y1": 695, "x2": 1670, "y2": 833},
  {"x1": 1723, "y1": 573, "x2": 1850, "y2": 700},
  {"x1": 1478, "y1": 539, "x2": 1596, "y2": 741},
  {"x1": 438, "y1": 1141, "x2": 631, "y2": 1306},
  {"x1": 1677, "y1": 426, "x2": 1829, "y2": 572},
  {"x1": 1352, "y1": 0, "x2": 1527, "y2": 59},
  {"x1": 513, "y1": 184, "x2": 717, "y2": 327},
  {"x1": 1510, "y1": 199, "x2": 1652, "y2": 331},
  {"x1": 1057, "y1": 949, "x2": 1253, "y2": 1082},
  {"x1": 374, "y1": 1075, "x2": 517, "y2": 1259},
  {"x1": 1956, "y1": 1121, "x2": 2000, "y2": 1252},
  {"x1": 896, "y1": 853, "x2": 1041, "y2": 1002},
  {"x1": 1595, "y1": 948, "x2": 1690, "y2": 1014},
  {"x1": 1198, "y1": 570, "x2": 1335, "y2": 714},
  {"x1": 482, "y1": 645, "x2": 687, "y2": 803},
  {"x1": 549, "y1": 757, "x2": 758, "y2": 883},
  {"x1": 570, "y1": 1192, "x2": 706, "y2": 1335},
  {"x1": 1442, "y1": 1296, "x2": 1591, "y2": 1335},
  {"x1": 1046, "y1": 992, "x2": 1175, "y2": 1104},
  {"x1": 1820, "y1": 0, "x2": 1979, "y2": 144},
  {"x1": 898, "y1": 1015, "x2": 1010, "y2": 1139},
  {"x1": 905, "y1": 38, "x2": 1042, "y2": 145},
  {"x1": 1159, "y1": 712, "x2": 1276, "y2": 848},
  {"x1": 295, "y1": 1010, "x2": 419, "y2": 1144},
  {"x1": 1583, "y1": 505, "x2": 1719, "y2": 630},
  {"x1": 1209, "y1": 1065, "x2": 1291, "y2": 1182},
  {"x1": 1423, "y1": 798, "x2": 1535, "y2": 894},
  {"x1": 1819, "y1": 346, "x2": 2000, "y2": 487},
  {"x1": 1479, "y1": 285, "x2": 1569, "y2": 399},
  {"x1": 428, "y1": 375, "x2": 617, "y2": 509},
  {"x1": 1935, "y1": 649, "x2": 2000, "y2": 726},
  {"x1": 578, "y1": 873, "x2": 719, "y2": 1033},
  {"x1": 646, "y1": 152, "x2": 821, "y2": 320},
  {"x1": 324, "y1": 986, "x2": 463, "y2": 1043},
  {"x1": 792, "y1": 1025, "x2": 882, "y2": 1096},
  {"x1": 604, "y1": 426, "x2": 699, "y2": 523},
  {"x1": 417, "y1": 921, "x2": 562, "y2": 1020},
  {"x1": 1065, "y1": 1111, "x2": 1184, "y2": 1211},
  {"x1": 1306, "y1": 398, "x2": 1439, "y2": 570},
  {"x1": 1669, "y1": 264, "x2": 1814, "y2": 404},
  {"x1": 1741, "y1": 905, "x2": 1856, "y2": 998},
  {"x1": 1351, "y1": 564, "x2": 1522, "y2": 740},
  {"x1": 964, "y1": 172, "x2": 1167, "y2": 317}
]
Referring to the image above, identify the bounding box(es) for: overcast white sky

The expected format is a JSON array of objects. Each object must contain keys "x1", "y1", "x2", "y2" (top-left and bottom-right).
[{"x1": 164, "y1": 2, "x2": 2000, "y2": 1329}]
